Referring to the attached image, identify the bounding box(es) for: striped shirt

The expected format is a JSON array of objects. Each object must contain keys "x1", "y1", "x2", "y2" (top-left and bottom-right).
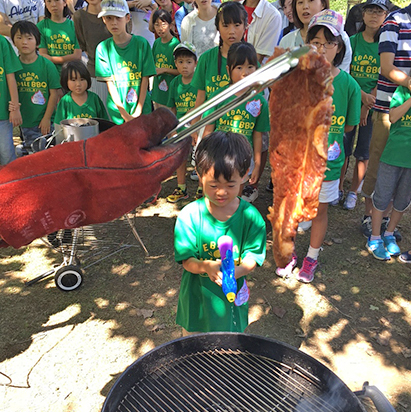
[{"x1": 374, "y1": 5, "x2": 411, "y2": 113}]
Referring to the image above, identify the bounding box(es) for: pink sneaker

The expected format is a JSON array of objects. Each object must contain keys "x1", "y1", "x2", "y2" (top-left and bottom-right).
[
  {"x1": 297, "y1": 257, "x2": 317, "y2": 283},
  {"x1": 275, "y1": 253, "x2": 297, "y2": 278}
]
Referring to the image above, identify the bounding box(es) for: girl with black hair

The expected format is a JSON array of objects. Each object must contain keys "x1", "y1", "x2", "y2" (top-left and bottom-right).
[
  {"x1": 54, "y1": 60, "x2": 108, "y2": 127},
  {"x1": 151, "y1": 9, "x2": 180, "y2": 109},
  {"x1": 190, "y1": 1, "x2": 248, "y2": 199},
  {"x1": 38, "y1": 0, "x2": 82, "y2": 75},
  {"x1": 204, "y1": 42, "x2": 270, "y2": 200}
]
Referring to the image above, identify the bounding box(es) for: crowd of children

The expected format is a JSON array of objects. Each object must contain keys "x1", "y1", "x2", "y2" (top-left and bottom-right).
[{"x1": 0, "y1": 0, "x2": 410, "y2": 334}]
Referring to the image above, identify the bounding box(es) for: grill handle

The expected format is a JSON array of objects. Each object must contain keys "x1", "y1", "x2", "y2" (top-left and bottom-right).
[{"x1": 354, "y1": 382, "x2": 396, "y2": 412}]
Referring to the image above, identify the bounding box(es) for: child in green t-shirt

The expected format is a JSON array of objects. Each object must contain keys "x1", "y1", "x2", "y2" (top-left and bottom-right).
[
  {"x1": 366, "y1": 84, "x2": 411, "y2": 263},
  {"x1": 174, "y1": 131, "x2": 266, "y2": 334},
  {"x1": 166, "y1": 42, "x2": 197, "y2": 203},
  {"x1": 54, "y1": 60, "x2": 109, "y2": 130},
  {"x1": 204, "y1": 42, "x2": 270, "y2": 200},
  {"x1": 190, "y1": 1, "x2": 248, "y2": 199},
  {"x1": 37, "y1": 0, "x2": 82, "y2": 75},
  {"x1": 276, "y1": 10, "x2": 361, "y2": 283},
  {"x1": 0, "y1": 34, "x2": 22, "y2": 165},
  {"x1": 11, "y1": 21, "x2": 60, "y2": 151},
  {"x1": 95, "y1": 0, "x2": 156, "y2": 124},
  {"x1": 151, "y1": 9, "x2": 180, "y2": 109}
]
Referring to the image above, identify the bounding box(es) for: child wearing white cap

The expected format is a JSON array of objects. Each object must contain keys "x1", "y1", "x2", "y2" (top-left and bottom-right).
[{"x1": 95, "y1": 0, "x2": 156, "y2": 124}]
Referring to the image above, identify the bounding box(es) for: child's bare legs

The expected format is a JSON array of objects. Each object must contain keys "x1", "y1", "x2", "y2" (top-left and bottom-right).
[
  {"x1": 351, "y1": 159, "x2": 368, "y2": 193},
  {"x1": 309, "y1": 202, "x2": 328, "y2": 248},
  {"x1": 385, "y1": 209, "x2": 404, "y2": 233},
  {"x1": 371, "y1": 206, "x2": 383, "y2": 237},
  {"x1": 176, "y1": 161, "x2": 186, "y2": 185}
]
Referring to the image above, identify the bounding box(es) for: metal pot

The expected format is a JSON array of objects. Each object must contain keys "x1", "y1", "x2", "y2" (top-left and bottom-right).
[
  {"x1": 101, "y1": 333, "x2": 395, "y2": 412},
  {"x1": 60, "y1": 118, "x2": 100, "y2": 142}
]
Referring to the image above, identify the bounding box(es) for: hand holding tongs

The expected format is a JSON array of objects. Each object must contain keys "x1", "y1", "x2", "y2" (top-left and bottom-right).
[{"x1": 163, "y1": 46, "x2": 310, "y2": 145}]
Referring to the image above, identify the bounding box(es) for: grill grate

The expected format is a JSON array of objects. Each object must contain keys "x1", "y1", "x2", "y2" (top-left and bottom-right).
[{"x1": 117, "y1": 349, "x2": 348, "y2": 412}]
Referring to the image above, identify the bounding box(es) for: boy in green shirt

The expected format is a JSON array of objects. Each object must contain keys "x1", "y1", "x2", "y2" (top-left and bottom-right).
[
  {"x1": 0, "y1": 34, "x2": 22, "y2": 165},
  {"x1": 174, "y1": 131, "x2": 266, "y2": 334},
  {"x1": 11, "y1": 21, "x2": 60, "y2": 151},
  {"x1": 95, "y1": 0, "x2": 156, "y2": 124},
  {"x1": 367, "y1": 85, "x2": 411, "y2": 262},
  {"x1": 166, "y1": 42, "x2": 197, "y2": 203}
]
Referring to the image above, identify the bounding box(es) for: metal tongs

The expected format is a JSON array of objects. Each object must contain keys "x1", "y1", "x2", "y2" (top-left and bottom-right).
[{"x1": 163, "y1": 46, "x2": 310, "y2": 145}]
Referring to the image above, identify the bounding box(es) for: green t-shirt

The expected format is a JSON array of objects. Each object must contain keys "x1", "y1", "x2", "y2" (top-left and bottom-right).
[
  {"x1": 174, "y1": 197, "x2": 266, "y2": 333},
  {"x1": 349, "y1": 32, "x2": 380, "y2": 94},
  {"x1": 152, "y1": 36, "x2": 179, "y2": 105},
  {"x1": 191, "y1": 46, "x2": 230, "y2": 100},
  {"x1": 15, "y1": 55, "x2": 60, "y2": 128},
  {"x1": 54, "y1": 91, "x2": 109, "y2": 125},
  {"x1": 95, "y1": 35, "x2": 156, "y2": 125},
  {"x1": 37, "y1": 18, "x2": 80, "y2": 73},
  {"x1": 0, "y1": 35, "x2": 22, "y2": 121},
  {"x1": 206, "y1": 86, "x2": 270, "y2": 147},
  {"x1": 326, "y1": 70, "x2": 361, "y2": 181},
  {"x1": 381, "y1": 86, "x2": 411, "y2": 168},
  {"x1": 167, "y1": 75, "x2": 197, "y2": 119}
]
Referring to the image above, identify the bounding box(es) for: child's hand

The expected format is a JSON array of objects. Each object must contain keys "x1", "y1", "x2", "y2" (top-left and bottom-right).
[
  {"x1": 39, "y1": 118, "x2": 51, "y2": 135},
  {"x1": 9, "y1": 108, "x2": 22, "y2": 127},
  {"x1": 362, "y1": 93, "x2": 375, "y2": 110},
  {"x1": 360, "y1": 106, "x2": 369, "y2": 127},
  {"x1": 156, "y1": 68, "x2": 165, "y2": 75},
  {"x1": 249, "y1": 169, "x2": 259, "y2": 185},
  {"x1": 8, "y1": 101, "x2": 20, "y2": 112},
  {"x1": 205, "y1": 260, "x2": 223, "y2": 286}
]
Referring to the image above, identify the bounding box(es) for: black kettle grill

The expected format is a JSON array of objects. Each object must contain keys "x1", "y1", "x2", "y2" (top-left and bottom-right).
[{"x1": 102, "y1": 333, "x2": 396, "y2": 412}]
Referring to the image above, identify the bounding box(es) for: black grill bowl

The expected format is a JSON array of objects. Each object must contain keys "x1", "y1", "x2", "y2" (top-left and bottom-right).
[{"x1": 102, "y1": 333, "x2": 367, "y2": 412}]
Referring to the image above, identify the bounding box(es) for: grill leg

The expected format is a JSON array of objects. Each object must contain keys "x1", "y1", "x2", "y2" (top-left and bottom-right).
[{"x1": 125, "y1": 214, "x2": 149, "y2": 256}]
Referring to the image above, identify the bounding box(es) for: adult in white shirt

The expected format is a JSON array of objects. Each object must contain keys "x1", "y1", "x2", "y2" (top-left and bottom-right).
[
  {"x1": 242, "y1": 0, "x2": 282, "y2": 63},
  {"x1": 0, "y1": 0, "x2": 44, "y2": 37}
]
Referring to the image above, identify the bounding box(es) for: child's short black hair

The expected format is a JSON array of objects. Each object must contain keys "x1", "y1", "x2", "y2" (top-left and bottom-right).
[
  {"x1": 152, "y1": 8, "x2": 172, "y2": 25},
  {"x1": 306, "y1": 25, "x2": 345, "y2": 67},
  {"x1": 174, "y1": 48, "x2": 197, "y2": 62},
  {"x1": 195, "y1": 131, "x2": 252, "y2": 180},
  {"x1": 227, "y1": 42, "x2": 258, "y2": 72},
  {"x1": 60, "y1": 60, "x2": 92, "y2": 91},
  {"x1": 11, "y1": 21, "x2": 41, "y2": 46}
]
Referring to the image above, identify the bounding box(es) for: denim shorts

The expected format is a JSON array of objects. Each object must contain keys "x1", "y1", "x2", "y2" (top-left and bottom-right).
[
  {"x1": 343, "y1": 111, "x2": 373, "y2": 160},
  {"x1": 372, "y1": 162, "x2": 411, "y2": 212},
  {"x1": 0, "y1": 119, "x2": 16, "y2": 165}
]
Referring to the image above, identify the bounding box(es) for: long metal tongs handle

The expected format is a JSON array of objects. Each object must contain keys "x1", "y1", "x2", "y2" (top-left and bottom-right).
[{"x1": 163, "y1": 46, "x2": 310, "y2": 145}]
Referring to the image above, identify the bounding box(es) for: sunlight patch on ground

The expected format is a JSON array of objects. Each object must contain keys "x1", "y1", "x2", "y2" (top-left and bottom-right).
[
  {"x1": 147, "y1": 292, "x2": 169, "y2": 307},
  {"x1": 302, "y1": 334, "x2": 411, "y2": 404},
  {"x1": 95, "y1": 297, "x2": 110, "y2": 309},
  {"x1": 385, "y1": 296, "x2": 411, "y2": 318},
  {"x1": 136, "y1": 338, "x2": 156, "y2": 357},
  {"x1": 42, "y1": 304, "x2": 81, "y2": 327},
  {"x1": 134, "y1": 198, "x2": 181, "y2": 218},
  {"x1": 249, "y1": 304, "x2": 268, "y2": 323},
  {"x1": 0, "y1": 318, "x2": 138, "y2": 412},
  {"x1": 295, "y1": 284, "x2": 332, "y2": 329}
]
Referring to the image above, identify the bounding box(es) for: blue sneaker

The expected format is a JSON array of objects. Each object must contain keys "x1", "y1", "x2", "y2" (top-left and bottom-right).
[
  {"x1": 366, "y1": 238, "x2": 390, "y2": 261},
  {"x1": 382, "y1": 234, "x2": 401, "y2": 257}
]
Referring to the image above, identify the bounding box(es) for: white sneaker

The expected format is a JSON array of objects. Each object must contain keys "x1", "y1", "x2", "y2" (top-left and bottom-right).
[
  {"x1": 343, "y1": 191, "x2": 357, "y2": 210},
  {"x1": 297, "y1": 220, "x2": 312, "y2": 233},
  {"x1": 241, "y1": 186, "x2": 258, "y2": 203}
]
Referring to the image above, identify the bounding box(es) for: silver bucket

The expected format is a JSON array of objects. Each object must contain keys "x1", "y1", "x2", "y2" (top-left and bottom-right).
[{"x1": 60, "y1": 118, "x2": 100, "y2": 142}]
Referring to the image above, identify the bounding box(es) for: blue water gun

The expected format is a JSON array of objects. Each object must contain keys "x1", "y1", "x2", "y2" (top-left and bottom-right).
[{"x1": 218, "y1": 235, "x2": 237, "y2": 303}]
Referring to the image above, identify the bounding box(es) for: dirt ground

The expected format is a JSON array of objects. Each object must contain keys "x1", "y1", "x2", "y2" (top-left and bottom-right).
[{"x1": 1, "y1": 163, "x2": 411, "y2": 412}]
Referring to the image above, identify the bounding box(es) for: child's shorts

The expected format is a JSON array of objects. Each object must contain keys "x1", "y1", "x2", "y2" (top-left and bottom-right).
[
  {"x1": 319, "y1": 179, "x2": 339, "y2": 204},
  {"x1": 343, "y1": 112, "x2": 373, "y2": 160},
  {"x1": 372, "y1": 162, "x2": 411, "y2": 212}
]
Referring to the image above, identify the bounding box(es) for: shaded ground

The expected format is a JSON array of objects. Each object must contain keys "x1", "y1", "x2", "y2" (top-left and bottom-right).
[{"x1": 1, "y1": 163, "x2": 410, "y2": 412}]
